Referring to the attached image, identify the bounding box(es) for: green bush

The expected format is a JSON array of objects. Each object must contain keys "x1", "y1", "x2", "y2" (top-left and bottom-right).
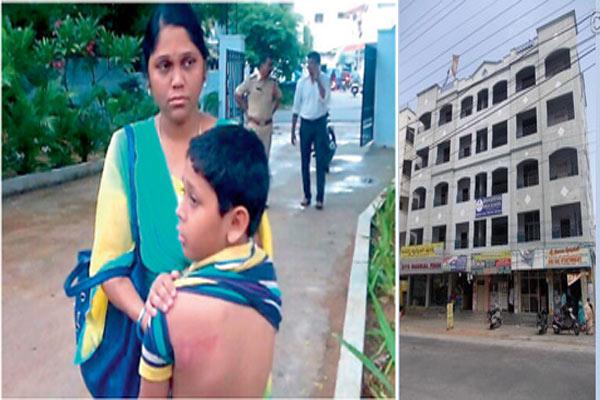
[
  {"x1": 2, "y1": 13, "x2": 153, "y2": 178},
  {"x1": 202, "y1": 91, "x2": 219, "y2": 118}
]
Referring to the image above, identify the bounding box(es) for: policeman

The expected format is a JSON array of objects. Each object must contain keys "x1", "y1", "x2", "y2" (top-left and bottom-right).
[{"x1": 235, "y1": 54, "x2": 282, "y2": 159}]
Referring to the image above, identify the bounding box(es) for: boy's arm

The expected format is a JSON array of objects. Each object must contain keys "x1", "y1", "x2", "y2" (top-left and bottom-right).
[{"x1": 139, "y1": 378, "x2": 169, "y2": 398}]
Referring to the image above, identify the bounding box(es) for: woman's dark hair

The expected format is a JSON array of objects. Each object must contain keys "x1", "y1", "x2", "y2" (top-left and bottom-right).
[
  {"x1": 142, "y1": 4, "x2": 209, "y2": 72},
  {"x1": 187, "y1": 124, "x2": 269, "y2": 237}
]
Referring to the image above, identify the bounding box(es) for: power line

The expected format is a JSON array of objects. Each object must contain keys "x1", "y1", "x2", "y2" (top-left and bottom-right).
[
  {"x1": 398, "y1": 0, "x2": 416, "y2": 15},
  {"x1": 399, "y1": 1, "x2": 578, "y2": 97},
  {"x1": 398, "y1": 0, "x2": 445, "y2": 42},
  {"x1": 400, "y1": 0, "x2": 468, "y2": 50},
  {"x1": 401, "y1": 0, "x2": 507, "y2": 60},
  {"x1": 401, "y1": 0, "x2": 528, "y2": 69}
]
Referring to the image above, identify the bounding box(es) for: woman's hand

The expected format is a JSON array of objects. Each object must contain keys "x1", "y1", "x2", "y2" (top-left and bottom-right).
[{"x1": 145, "y1": 271, "x2": 180, "y2": 317}]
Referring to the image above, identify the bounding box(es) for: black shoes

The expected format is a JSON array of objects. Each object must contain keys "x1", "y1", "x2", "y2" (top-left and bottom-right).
[
  {"x1": 315, "y1": 201, "x2": 323, "y2": 210},
  {"x1": 300, "y1": 198, "x2": 310, "y2": 207}
]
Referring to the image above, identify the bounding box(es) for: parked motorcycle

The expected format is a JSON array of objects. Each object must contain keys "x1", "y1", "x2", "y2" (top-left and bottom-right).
[
  {"x1": 552, "y1": 305, "x2": 580, "y2": 335},
  {"x1": 536, "y1": 309, "x2": 548, "y2": 335},
  {"x1": 350, "y1": 82, "x2": 360, "y2": 97},
  {"x1": 487, "y1": 304, "x2": 502, "y2": 330}
]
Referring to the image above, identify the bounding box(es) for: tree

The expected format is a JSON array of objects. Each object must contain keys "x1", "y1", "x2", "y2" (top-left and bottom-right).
[{"x1": 233, "y1": 4, "x2": 306, "y2": 80}]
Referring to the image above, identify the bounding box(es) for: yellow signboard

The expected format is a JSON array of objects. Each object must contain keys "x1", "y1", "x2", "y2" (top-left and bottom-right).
[
  {"x1": 546, "y1": 246, "x2": 590, "y2": 268},
  {"x1": 447, "y1": 302, "x2": 454, "y2": 330},
  {"x1": 400, "y1": 243, "x2": 444, "y2": 260}
]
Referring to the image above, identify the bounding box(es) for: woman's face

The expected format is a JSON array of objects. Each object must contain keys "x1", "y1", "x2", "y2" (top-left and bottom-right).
[{"x1": 148, "y1": 25, "x2": 205, "y2": 123}]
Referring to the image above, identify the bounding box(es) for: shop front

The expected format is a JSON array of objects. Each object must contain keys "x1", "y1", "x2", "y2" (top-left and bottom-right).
[
  {"x1": 545, "y1": 246, "x2": 594, "y2": 316},
  {"x1": 400, "y1": 243, "x2": 445, "y2": 308},
  {"x1": 470, "y1": 251, "x2": 512, "y2": 312}
]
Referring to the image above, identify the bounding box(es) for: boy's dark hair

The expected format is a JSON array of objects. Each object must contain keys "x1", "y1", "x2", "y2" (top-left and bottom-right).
[
  {"x1": 307, "y1": 51, "x2": 321, "y2": 65},
  {"x1": 187, "y1": 125, "x2": 269, "y2": 236},
  {"x1": 142, "y1": 4, "x2": 209, "y2": 73}
]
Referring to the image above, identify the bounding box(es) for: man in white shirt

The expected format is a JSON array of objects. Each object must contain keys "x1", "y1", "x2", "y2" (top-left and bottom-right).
[{"x1": 291, "y1": 51, "x2": 331, "y2": 210}]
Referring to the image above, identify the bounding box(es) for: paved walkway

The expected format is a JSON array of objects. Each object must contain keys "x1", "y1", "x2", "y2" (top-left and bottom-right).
[
  {"x1": 400, "y1": 308, "x2": 595, "y2": 353},
  {"x1": 2, "y1": 121, "x2": 394, "y2": 397}
]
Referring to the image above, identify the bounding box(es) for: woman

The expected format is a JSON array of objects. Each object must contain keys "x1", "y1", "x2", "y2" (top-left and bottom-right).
[{"x1": 74, "y1": 3, "x2": 272, "y2": 393}]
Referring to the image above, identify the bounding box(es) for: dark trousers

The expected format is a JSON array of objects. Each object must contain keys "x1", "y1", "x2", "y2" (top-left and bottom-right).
[{"x1": 299, "y1": 115, "x2": 328, "y2": 203}]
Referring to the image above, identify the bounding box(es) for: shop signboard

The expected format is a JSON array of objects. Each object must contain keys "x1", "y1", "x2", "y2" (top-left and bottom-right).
[
  {"x1": 545, "y1": 246, "x2": 591, "y2": 269},
  {"x1": 475, "y1": 195, "x2": 502, "y2": 218},
  {"x1": 512, "y1": 249, "x2": 544, "y2": 270},
  {"x1": 400, "y1": 243, "x2": 444, "y2": 259},
  {"x1": 471, "y1": 250, "x2": 511, "y2": 275},
  {"x1": 400, "y1": 243, "x2": 445, "y2": 275},
  {"x1": 442, "y1": 255, "x2": 468, "y2": 272}
]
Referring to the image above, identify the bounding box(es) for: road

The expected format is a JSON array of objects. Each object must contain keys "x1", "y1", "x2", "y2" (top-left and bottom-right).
[{"x1": 399, "y1": 335, "x2": 595, "y2": 400}]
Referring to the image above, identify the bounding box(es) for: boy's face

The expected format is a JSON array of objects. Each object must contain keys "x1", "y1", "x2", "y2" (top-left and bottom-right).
[{"x1": 176, "y1": 159, "x2": 229, "y2": 261}]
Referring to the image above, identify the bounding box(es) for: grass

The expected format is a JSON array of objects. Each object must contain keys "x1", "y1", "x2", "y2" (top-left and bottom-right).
[{"x1": 337, "y1": 184, "x2": 396, "y2": 398}]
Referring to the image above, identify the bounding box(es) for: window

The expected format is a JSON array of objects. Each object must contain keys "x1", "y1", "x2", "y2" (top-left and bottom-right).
[
  {"x1": 414, "y1": 148, "x2": 429, "y2": 171},
  {"x1": 477, "y1": 89, "x2": 488, "y2": 111},
  {"x1": 434, "y1": 182, "x2": 449, "y2": 207},
  {"x1": 547, "y1": 92, "x2": 574, "y2": 126},
  {"x1": 551, "y1": 202, "x2": 582, "y2": 238},
  {"x1": 439, "y1": 104, "x2": 453, "y2": 126},
  {"x1": 492, "y1": 80, "x2": 507, "y2": 104},
  {"x1": 406, "y1": 127, "x2": 415, "y2": 144},
  {"x1": 492, "y1": 121, "x2": 507, "y2": 148},
  {"x1": 399, "y1": 196, "x2": 409, "y2": 212},
  {"x1": 461, "y1": 96, "x2": 473, "y2": 117},
  {"x1": 432, "y1": 225, "x2": 447, "y2": 244},
  {"x1": 475, "y1": 172, "x2": 487, "y2": 199},
  {"x1": 455, "y1": 222, "x2": 469, "y2": 249},
  {"x1": 516, "y1": 159, "x2": 539, "y2": 188},
  {"x1": 492, "y1": 168, "x2": 508, "y2": 195},
  {"x1": 436, "y1": 140, "x2": 451, "y2": 164},
  {"x1": 314, "y1": 13, "x2": 324, "y2": 23},
  {"x1": 549, "y1": 148, "x2": 578, "y2": 180},
  {"x1": 402, "y1": 160, "x2": 412, "y2": 178},
  {"x1": 491, "y1": 216, "x2": 508, "y2": 246},
  {"x1": 516, "y1": 108, "x2": 537, "y2": 138},
  {"x1": 516, "y1": 66, "x2": 536, "y2": 92},
  {"x1": 412, "y1": 187, "x2": 426, "y2": 210},
  {"x1": 459, "y1": 134, "x2": 472, "y2": 159},
  {"x1": 419, "y1": 112, "x2": 431, "y2": 131},
  {"x1": 399, "y1": 232, "x2": 406, "y2": 249},
  {"x1": 456, "y1": 177, "x2": 470, "y2": 203},
  {"x1": 545, "y1": 48, "x2": 571, "y2": 78},
  {"x1": 474, "y1": 220, "x2": 486, "y2": 247},
  {"x1": 518, "y1": 210, "x2": 541, "y2": 242},
  {"x1": 476, "y1": 128, "x2": 488, "y2": 153},
  {"x1": 409, "y1": 228, "x2": 424, "y2": 245}
]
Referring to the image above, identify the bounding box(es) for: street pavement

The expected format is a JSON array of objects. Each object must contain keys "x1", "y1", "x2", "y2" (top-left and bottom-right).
[
  {"x1": 1, "y1": 91, "x2": 394, "y2": 397},
  {"x1": 400, "y1": 335, "x2": 594, "y2": 400}
]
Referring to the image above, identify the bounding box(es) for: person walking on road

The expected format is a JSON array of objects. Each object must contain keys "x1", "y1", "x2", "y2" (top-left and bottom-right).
[
  {"x1": 235, "y1": 53, "x2": 282, "y2": 159},
  {"x1": 290, "y1": 51, "x2": 331, "y2": 210},
  {"x1": 585, "y1": 297, "x2": 594, "y2": 335}
]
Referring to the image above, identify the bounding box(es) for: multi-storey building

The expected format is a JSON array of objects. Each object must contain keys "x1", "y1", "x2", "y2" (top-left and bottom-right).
[{"x1": 399, "y1": 11, "x2": 595, "y2": 316}]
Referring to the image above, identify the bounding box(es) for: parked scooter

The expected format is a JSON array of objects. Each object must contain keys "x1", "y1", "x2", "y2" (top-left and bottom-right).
[
  {"x1": 350, "y1": 82, "x2": 360, "y2": 97},
  {"x1": 487, "y1": 304, "x2": 502, "y2": 330},
  {"x1": 536, "y1": 309, "x2": 548, "y2": 335},
  {"x1": 552, "y1": 305, "x2": 580, "y2": 335}
]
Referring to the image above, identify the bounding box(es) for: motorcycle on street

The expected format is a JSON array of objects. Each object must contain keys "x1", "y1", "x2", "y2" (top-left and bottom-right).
[
  {"x1": 552, "y1": 305, "x2": 580, "y2": 335},
  {"x1": 536, "y1": 309, "x2": 548, "y2": 335},
  {"x1": 487, "y1": 304, "x2": 502, "y2": 330}
]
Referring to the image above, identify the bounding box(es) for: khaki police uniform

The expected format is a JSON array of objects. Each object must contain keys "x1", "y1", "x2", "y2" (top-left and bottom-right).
[{"x1": 235, "y1": 72, "x2": 282, "y2": 157}]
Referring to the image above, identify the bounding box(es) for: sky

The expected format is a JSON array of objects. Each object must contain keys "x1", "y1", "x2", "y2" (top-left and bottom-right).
[{"x1": 398, "y1": 0, "x2": 598, "y2": 210}]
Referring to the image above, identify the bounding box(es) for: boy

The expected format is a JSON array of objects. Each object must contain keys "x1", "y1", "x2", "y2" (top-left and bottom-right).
[{"x1": 138, "y1": 125, "x2": 281, "y2": 397}]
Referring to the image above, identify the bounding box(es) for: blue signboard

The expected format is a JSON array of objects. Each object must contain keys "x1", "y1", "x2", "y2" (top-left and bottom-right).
[{"x1": 475, "y1": 195, "x2": 502, "y2": 218}]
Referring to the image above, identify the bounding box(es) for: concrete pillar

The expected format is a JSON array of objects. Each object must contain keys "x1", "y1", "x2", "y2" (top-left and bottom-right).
[
  {"x1": 406, "y1": 276, "x2": 412, "y2": 307},
  {"x1": 581, "y1": 271, "x2": 588, "y2": 303},
  {"x1": 547, "y1": 271, "x2": 554, "y2": 315},
  {"x1": 425, "y1": 275, "x2": 431, "y2": 307},
  {"x1": 513, "y1": 272, "x2": 521, "y2": 314},
  {"x1": 447, "y1": 273, "x2": 454, "y2": 302}
]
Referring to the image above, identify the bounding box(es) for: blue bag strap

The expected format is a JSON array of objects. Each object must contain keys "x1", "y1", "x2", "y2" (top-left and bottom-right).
[{"x1": 64, "y1": 125, "x2": 139, "y2": 297}]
